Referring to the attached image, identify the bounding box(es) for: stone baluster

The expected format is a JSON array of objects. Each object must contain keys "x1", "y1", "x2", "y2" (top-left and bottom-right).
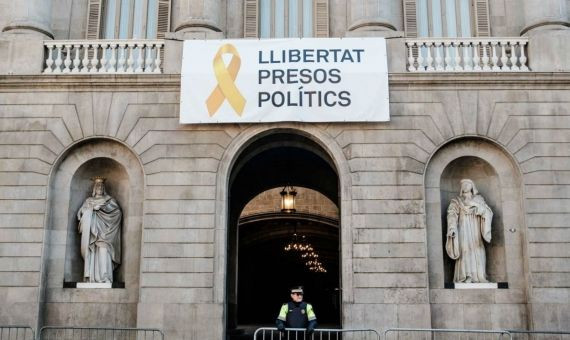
[
  {"x1": 90, "y1": 43, "x2": 100, "y2": 73},
  {"x1": 144, "y1": 47, "x2": 153, "y2": 73},
  {"x1": 153, "y1": 44, "x2": 162, "y2": 73},
  {"x1": 122, "y1": 44, "x2": 130, "y2": 73},
  {"x1": 118, "y1": 43, "x2": 127, "y2": 73},
  {"x1": 509, "y1": 42, "x2": 520, "y2": 71},
  {"x1": 519, "y1": 42, "x2": 529, "y2": 71},
  {"x1": 454, "y1": 43, "x2": 462, "y2": 71},
  {"x1": 53, "y1": 44, "x2": 63, "y2": 73},
  {"x1": 426, "y1": 43, "x2": 434, "y2": 71},
  {"x1": 435, "y1": 42, "x2": 444, "y2": 71},
  {"x1": 417, "y1": 43, "x2": 425, "y2": 71},
  {"x1": 44, "y1": 44, "x2": 54, "y2": 73},
  {"x1": 481, "y1": 42, "x2": 491, "y2": 71},
  {"x1": 463, "y1": 43, "x2": 472, "y2": 71},
  {"x1": 81, "y1": 44, "x2": 90, "y2": 73},
  {"x1": 500, "y1": 43, "x2": 509, "y2": 70},
  {"x1": 109, "y1": 44, "x2": 117, "y2": 73},
  {"x1": 63, "y1": 45, "x2": 72, "y2": 73},
  {"x1": 71, "y1": 44, "x2": 81, "y2": 73},
  {"x1": 473, "y1": 42, "x2": 482, "y2": 71},
  {"x1": 100, "y1": 43, "x2": 108, "y2": 73},
  {"x1": 491, "y1": 41, "x2": 500, "y2": 71},
  {"x1": 407, "y1": 43, "x2": 416, "y2": 72},
  {"x1": 444, "y1": 42, "x2": 452, "y2": 71},
  {"x1": 135, "y1": 45, "x2": 144, "y2": 73}
]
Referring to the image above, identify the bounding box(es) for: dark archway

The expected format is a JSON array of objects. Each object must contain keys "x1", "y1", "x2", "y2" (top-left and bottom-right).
[{"x1": 227, "y1": 133, "x2": 341, "y2": 338}]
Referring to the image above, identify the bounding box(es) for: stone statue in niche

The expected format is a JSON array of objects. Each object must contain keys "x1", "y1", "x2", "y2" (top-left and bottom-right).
[
  {"x1": 77, "y1": 177, "x2": 122, "y2": 283},
  {"x1": 446, "y1": 179, "x2": 493, "y2": 283}
]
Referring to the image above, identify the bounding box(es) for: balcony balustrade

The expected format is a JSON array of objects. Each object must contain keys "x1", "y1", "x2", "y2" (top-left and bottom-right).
[
  {"x1": 405, "y1": 38, "x2": 529, "y2": 72},
  {"x1": 43, "y1": 40, "x2": 164, "y2": 74}
]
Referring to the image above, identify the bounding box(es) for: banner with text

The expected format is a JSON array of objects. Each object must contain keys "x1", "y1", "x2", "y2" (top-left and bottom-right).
[{"x1": 180, "y1": 38, "x2": 389, "y2": 123}]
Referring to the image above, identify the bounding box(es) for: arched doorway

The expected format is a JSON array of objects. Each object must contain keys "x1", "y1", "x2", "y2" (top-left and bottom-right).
[{"x1": 227, "y1": 133, "x2": 341, "y2": 338}]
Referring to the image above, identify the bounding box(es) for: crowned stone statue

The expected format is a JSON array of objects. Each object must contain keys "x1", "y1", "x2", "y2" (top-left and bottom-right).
[
  {"x1": 446, "y1": 179, "x2": 493, "y2": 283},
  {"x1": 77, "y1": 177, "x2": 122, "y2": 283}
]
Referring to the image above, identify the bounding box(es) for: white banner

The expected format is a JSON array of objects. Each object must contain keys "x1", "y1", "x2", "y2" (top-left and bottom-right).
[{"x1": 180, "y1": 38, "x2": 389, "y2": 123}]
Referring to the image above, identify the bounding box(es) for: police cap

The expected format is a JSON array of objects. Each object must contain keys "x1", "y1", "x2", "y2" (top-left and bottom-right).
[{"x1": 290, "y1": 286, "x2": 304, "y2": 294}]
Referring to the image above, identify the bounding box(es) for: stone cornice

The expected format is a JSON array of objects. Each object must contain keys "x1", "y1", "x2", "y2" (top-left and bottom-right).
[
  {"x1": 0, "y1": 74, "x2": 181, "y2": 92},
  {"x1": 388, "y1": 72, "x2": 570, "y2": 90},
  {"x1": 1, "y1": 73, "x2": 570, "y2": 92}
]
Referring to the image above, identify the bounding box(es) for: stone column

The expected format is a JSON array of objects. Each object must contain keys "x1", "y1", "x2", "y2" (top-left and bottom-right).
[
  {"x1": 346, "y1": 0, "x2": 403, "y2": 37},
  {"x1": 171, "y1": 0, "x2": 225, "y2": 38},
  {"x1": 1, "y1": 0, "x2": 53, "y2": 39},
  {"x1": 0, "y1": 0, "x2": 52, "y2": 74},
  {"x1": 521, "y1": 0, "x2": 569, "y2": 35},
  {"x1": 522, "y1": 0, "x2": 570, "y2": 71}
]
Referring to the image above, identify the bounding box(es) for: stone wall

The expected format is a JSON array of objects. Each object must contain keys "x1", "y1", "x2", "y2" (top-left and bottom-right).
[{"x1": 0, "y1": 73, "x2": 569, "y2": 338}]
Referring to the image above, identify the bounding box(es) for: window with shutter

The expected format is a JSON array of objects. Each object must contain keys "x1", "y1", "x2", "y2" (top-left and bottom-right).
[
  {"x1": 156, "y1": 0, "x2": 171, "y2": 39},
  {"x1": 473, "y1": 0, "x2": 490, "y2": 37},
  {"x1": 403, "y1": 0, "x2": 418, "y2": 38},
  {"x1": 404, "y1": 0, "x2": 490, "y2": 38},
  {"x1": 245, "y1": 0, "x2": 328, "y2": 38},
  {"x1": 86, "y1": 0, "x2": 104, "y2": 39},
  {"x1": 87, "y1": 0, "x2": 171, "y2": 39},
  {"x1": 244, "y1": 0, "x2": 259, "y2": 38},
  {"x1": 314, "y1": 0, "x2": 329, "y2": 37}
]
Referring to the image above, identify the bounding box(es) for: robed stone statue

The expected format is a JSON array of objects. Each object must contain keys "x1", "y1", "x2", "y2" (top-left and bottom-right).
[
  {"x1": 446, "y1": 179, "x2": 493, "y2": 283},
  {"x1": 77, "y1": 177, "x2": 122, "y2": 283}
]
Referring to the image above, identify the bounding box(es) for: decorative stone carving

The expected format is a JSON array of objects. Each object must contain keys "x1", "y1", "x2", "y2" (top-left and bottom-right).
[
  {"x1": 77, "y1": 177, "x2": 122, "y2": 283},
  {"x1": 445, "y1": 179, "x2": 493, "y2": 283}
]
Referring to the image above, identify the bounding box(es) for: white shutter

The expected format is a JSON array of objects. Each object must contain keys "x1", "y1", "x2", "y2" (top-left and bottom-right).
[
  {"x1": 244, "y1": 0, "x2": 259, "y2": 38},
  {"x1": 403, "y1": 0, "x2": 418, "y2": 38},
  {"x1": 474, "y1": 0, "x2": 490, "y2": 37},
  {"x1": 156, "y1": 0, "x2": 171, "y2": 39},
  {"x1": 314, "y1": 0, "x2": 329, "y2": 38},
  {"x1": 86, "y1": 0, "x2": 104, "y2": 39}
]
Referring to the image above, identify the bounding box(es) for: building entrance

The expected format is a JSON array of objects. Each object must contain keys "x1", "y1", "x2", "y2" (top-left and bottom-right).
[{"x1": 227, "y1": 133, "x2": 341, "y2": 339}]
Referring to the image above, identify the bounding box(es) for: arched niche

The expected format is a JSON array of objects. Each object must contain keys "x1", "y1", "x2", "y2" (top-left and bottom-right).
[
  {"x1": 42, "y1": 139, "x2": 144, "y2": 326},
  {"x1": 425, "y1": 138, "x2": 527, "y2": 291},
  {"x1": 440, "y1": 156, "x2": 506, "y2": 283},
  {"x1": 64, "y1": 157, "x2": 130, "y2": 283}
]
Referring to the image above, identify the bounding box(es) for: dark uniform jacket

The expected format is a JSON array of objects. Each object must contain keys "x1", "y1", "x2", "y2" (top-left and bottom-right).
[{"x1": 276, "y1": 301, "x2": 317, "y2": 329}]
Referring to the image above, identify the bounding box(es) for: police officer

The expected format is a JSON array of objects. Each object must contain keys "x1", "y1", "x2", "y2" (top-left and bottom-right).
[{"x1": 276, "y1": 286, "x2": 317, "y2": 336}]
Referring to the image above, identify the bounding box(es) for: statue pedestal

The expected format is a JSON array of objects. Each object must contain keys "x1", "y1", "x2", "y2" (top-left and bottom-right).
[
  {"x1": 445, "y1": 282, "x2": 508, "y2": 289},
  {"x1": 76, "y1": 282, "x2": 112, "y2": 289},
  {"x1": 454, "y1": 282, "x2": 498, "y2": 289}
]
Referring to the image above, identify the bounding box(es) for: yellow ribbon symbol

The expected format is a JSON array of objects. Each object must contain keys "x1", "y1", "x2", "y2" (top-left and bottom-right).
[{"x1": 206, "y1": 44, "x2": 246, "y2": 116}]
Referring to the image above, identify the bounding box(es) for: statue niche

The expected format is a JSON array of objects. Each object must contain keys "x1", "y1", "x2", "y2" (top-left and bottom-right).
[
  {"x1": 445, "y1": 179, "x2": 493, "y2": 283},
  {"x1": 77, "y1": 177, "x2": 122, "y2": 283}
]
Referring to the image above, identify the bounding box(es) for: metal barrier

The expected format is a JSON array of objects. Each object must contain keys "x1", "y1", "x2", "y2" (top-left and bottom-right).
[
  {"x1": 254, "y1": 328, "x2": 380, "y2": 340},
  {"x1": 39, "y1": 326, "x2": 164, "y2": 340},
  {"x1": 507, "y1": 330, "x2": 570, "y2": 340},
  {"x1": 384, "y1": 328, "x2": 513, "y2": 340},
  {"x1": 0, "y1": 327, "x2": 35, "y2": 340}
]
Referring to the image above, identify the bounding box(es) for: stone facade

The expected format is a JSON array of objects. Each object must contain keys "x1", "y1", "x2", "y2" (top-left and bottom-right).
[{"x1": 0, "y1": 0, "x2": 570, "y2": 339}]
